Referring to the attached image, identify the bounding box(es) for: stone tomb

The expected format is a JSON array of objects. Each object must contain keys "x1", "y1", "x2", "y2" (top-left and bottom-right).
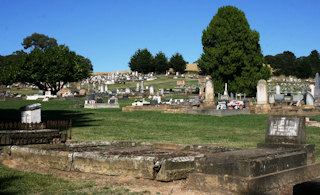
[
  {"x1": 188, "y1": 115, "x2": 319, "y2": 194},
  {"x1": 20, "y1": 103, "x2": 41, "y2": 123}
]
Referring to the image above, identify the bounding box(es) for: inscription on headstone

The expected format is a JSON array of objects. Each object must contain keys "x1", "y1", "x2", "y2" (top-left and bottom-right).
[
  {"x1": 268, "y1": 117, "x2": 299, "y2": 137},
  {"x1": 265, "y1": 116, "x2": 306, "y2": 144}
]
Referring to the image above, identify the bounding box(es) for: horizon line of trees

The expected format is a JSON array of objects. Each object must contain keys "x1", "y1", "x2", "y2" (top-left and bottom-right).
[
  {"x1": 128, "y1": 49, "x2": 187, "y2": 74},
  {"x1": 265, "y1": 50, "x2": 320, "y2": 79}
]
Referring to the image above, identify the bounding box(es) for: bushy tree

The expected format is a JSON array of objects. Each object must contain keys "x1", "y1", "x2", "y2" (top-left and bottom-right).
[
  {"x1": 154, "y1": 51, "x2": 169, "y2": 74},
  {"x1": 0, "y1": 33, "x2": 93, "y2": 94},
  {"x1": 307, "y1": 50, "x2": 320, "y2": 75},
  {"x1": 198, "y1": 6, "x2": 270, "y2": 95},
  {"x1": 295, "y1": 57, "x2": 312, "y2": 79},
  {"x1": 169, "y1": 53, "x2": 186, "y2": 73},
  {"x1": 129, "y1": 49, "x2": 154, "y2": 74},
  {"x1": 22, "y1": 32, "x2": 58, "y2": 50}
]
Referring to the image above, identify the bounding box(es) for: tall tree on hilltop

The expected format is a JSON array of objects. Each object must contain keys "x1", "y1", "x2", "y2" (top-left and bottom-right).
[
  {"x1": 169, "y1": 53, "x2": 187, "y2": 73},
  {"x1": 198, "y1": 6, "x2": 270, "y2": 95},
  {"x1": 128, "y1": 49, "x2": 154, "y2": 73},
  {"x1": 154, "y1": 51, "x2": 169, "y2": 74}
]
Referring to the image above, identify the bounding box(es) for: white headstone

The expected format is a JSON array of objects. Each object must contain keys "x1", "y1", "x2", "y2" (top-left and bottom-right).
[
  {"x1": 306, "y1": 92, "x2": 315, "y2": 105},
  {"x1": 140, "y1": 81, "x2": 144, "y2": 93},
  {"x1": 310, "y1": 84, "x2": 315, "y2": 97},
  {"x1": 223, "y1": 83, "x2": 228, "y2": 96},
  {"x1": 105, "y1": 84, "x2": 108, "y2": 92},
  {"x1": 150, "y1": 86, "x2": 154, "y2": 95},
  {"x1": 136, "y1": 82, "x2": 139, "y2": 92},
  {"x1": 257, "y1": 80, "x2": 268, "y2": 104},
  {"x1": 275, "y1": 85, "x2": 281, "y2": 95},
  {"x1": 20, "y1": 103, "x2": 41, "y2": 123}
]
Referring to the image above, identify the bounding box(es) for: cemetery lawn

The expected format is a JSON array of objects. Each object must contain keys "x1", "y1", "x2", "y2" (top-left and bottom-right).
[{"x1": 1, "y1": 100, "x2": 320, "y2": 152}]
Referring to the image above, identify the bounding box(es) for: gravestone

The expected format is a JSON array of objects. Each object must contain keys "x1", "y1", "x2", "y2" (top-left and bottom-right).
[
  {"x1": 108, "y1": 96, "x2": 118, "y2": 104},
  {"x1": 177, "y1": 80, "x2": 185, "y2": 86},
  {"x1": 136, "y1": 83, "x2": 139, "y2": 92},
  {"x1": 305, "y1": 92, "x2": 315, "y2": 105},
  {"x1": 315, "y1": 73, "x2": 320, "y2": 99},
  {"x1": 149, "y1": 86, "x2": 154, "y2": 95},
  {"x1": 256, "y1": 80, "x2": 268, "y2": 104},
  {"x1": 204, "y1": 80, "x2": 214, "y2": 104},
  {"x1": 310, "y1": 84, "x2": 315, "y2": 97},
  {"x1": 269, "y1": 94, "x2": 275, "y2": 104},
  {"x1": 293, "y1": 94, "x2": 304, "y2": 102},
  {"x1": 140, "y1": 81, "x2": 144, "y2": 93},
  {"x1": 265, "y1": 116, "x2": 306, "y2": 145},
  {"x1": 274, "y1": 94, "x2": 285, "y2": 101},
  {"x1": 20, "y1": 103, "x2": 41, "y2": 123},
  {"x1": 221, "y1": 83, "x2": 229, "y2": 100},
  {"x1": 275, "y1": 85, "x2": 281, "y2": 95},
  {"x1": 87, "y1": 94, "x2": 95, "y2": 100},
  {"x1": 125, "y1": 88, "x2": 131, "y2": 94}
]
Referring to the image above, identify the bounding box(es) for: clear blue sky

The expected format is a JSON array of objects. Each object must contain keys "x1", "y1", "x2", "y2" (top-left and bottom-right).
[{"x1": 1, "y1": 0, "x2": 319, "y2": 72}]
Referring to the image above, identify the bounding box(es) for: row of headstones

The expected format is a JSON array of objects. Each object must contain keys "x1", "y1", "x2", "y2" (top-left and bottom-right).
[{"x1": 257, "y1": 73, "x2": 320, "y2": 105}]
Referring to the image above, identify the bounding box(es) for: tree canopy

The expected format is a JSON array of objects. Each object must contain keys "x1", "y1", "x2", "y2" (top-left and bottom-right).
[
  {"x1": 169, "y1": 53, "x2": 187, "y2": 73},
  {"x1": 265, "y1": 50, "x2": 320, "y2": 78},
  {"x1": 198, "y1": 6, "x2": 270, "y2": 95},
  {"x1": 154, "y1": 51, "x2": 169, "y2": 74},
  {"x1": 0, "y1": 33, "x2": 93, "y2": 94},
  {"x1": 128, "y1": 49, "x2": 154, "y2": 74},
  {"x1": 22, "y1": 33, "x2": 58, "y2": 50}
]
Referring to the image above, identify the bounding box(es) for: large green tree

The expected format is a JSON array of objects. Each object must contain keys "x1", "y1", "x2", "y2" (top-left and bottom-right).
[
  {"x1": 154, "y1": 51, "x2": 169, "y2": 74},
  {"x1": 169, "y1": 53, "x2": 187, "y2": 73},
  {"x1": 128, "y1": 49, "x2": 154, "y2": 74},
  {"x1": 295, "y1": 57, "x2": 312, "y2": 79},
  {"x1": 265, "y1": 51, "x2": 296, "y2": 76},
  {"x1": 22, "y1": 32, "x2": 58, "y2": 50},
  {"x1": 0, "y1": 33, "x2": 93, "y2": 94},
  {"x1": 198, "y1": 6, "x2": 270, "y2": 95}
]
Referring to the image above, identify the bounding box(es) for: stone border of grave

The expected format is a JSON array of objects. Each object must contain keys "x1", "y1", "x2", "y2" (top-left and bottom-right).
[{"x1": 3, "y1": 141, "x2": 235, "y2": 182}]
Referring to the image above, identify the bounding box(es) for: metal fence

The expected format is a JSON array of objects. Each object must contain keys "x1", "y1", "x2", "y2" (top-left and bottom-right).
[{"x1": 0, "y1": 120, "x2": 72, "y2": 139}]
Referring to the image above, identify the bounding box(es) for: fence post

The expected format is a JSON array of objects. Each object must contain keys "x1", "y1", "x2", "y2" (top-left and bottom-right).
[{"x1": 69, "y1": 119, "x2": 72, "y2": 140}]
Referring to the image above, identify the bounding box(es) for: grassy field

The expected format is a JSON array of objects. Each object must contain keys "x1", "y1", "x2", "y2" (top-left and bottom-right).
[{"x1": 1, "y1": 99, "x2": 320, "y2": 194}]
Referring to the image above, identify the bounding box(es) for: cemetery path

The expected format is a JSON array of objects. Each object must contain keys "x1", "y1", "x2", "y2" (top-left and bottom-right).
[{"x1": 0, "y1": 151, "x2": 225, "y2": 195}]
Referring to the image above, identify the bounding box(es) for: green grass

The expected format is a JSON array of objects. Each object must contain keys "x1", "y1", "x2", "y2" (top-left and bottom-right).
[
  {"x1": 0, "y1": 164, "x2": 150, "y2": 195},
  {"x1": 1, "y1": 99, "x2": 320, "y2": 193}
]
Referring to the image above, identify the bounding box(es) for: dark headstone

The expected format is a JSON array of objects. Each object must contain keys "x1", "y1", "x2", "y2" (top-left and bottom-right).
[
  {"x1": 96, "y1": 98, "x2": 104, "y2": 103},
  {"x1": 109, "y1": 99, "x2": 116, "y2": 104},
  {"x1": 265, "y1": 116, "x2": 306, "y2": 145},
  {"x1": 150, "y1": 100, "x2": 157, "y2": 106},
  {"x1": 87, "y1": 94, "x2": 95, "y2": 100}
]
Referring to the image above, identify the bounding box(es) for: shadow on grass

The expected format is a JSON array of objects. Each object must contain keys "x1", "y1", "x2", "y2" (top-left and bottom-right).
[
  {"x1": 0, "y1": 109, "x2": 100, "y2": 128},
  {"x1": 0, "y1": 176, "x2": 21, "y2": 195}
]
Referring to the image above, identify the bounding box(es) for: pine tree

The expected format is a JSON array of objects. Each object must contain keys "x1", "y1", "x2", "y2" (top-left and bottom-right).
[{"x1": 198, "y1": 6, "x2": 270, "y2": 95}]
